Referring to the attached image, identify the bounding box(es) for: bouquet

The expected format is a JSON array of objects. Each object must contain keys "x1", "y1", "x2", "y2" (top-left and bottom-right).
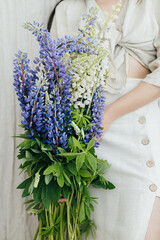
[{"x1": 13, "y1": 2, "x2": 121, "y2": 239}]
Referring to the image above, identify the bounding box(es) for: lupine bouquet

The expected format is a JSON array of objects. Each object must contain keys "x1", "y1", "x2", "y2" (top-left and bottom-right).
[{"x1": 13, "y1": 2, "x2": 121, "y2": 240}]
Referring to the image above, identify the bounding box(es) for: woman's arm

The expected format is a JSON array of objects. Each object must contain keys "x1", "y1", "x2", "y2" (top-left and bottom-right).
[{"x1": 99, "y1": 81, "x2": 160, "y2": 139}]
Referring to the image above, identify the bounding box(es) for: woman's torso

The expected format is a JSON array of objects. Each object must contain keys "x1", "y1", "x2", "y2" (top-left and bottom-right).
[
  {"x1": 50, "y1": 0, "x2": 160, "y2": 93},
  {"x1": 95, "y1": 0, "x2": 154, "y2": 79}
]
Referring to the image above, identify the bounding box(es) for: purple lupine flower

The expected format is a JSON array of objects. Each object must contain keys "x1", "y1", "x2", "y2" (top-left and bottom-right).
[
  {"x1": 13, "y1": 22, "x2": 74, "y2": 152},
  {"x1": 83, "y1": 86, "x2": 106, "y2": 148}
]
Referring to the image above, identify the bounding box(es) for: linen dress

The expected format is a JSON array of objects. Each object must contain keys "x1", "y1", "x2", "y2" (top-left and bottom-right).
[{"x1": 50, "y1": 0, "x2": 160, "y2": 239}]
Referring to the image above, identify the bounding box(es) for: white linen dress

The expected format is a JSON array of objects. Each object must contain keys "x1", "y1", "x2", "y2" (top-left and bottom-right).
[{"x1": 50, "y1": 0, "x2": 160, "y2": 239}]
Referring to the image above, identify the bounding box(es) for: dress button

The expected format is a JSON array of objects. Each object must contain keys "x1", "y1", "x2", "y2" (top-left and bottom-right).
[
  {"x1": 141, "y1": 137, "x2": 150, "y2": 145},
  {"x1": 138, "y1": 116, "x2": 146, "y2": 124},
  {"x1": 149, "y1": 184, "x2": 157, "y2": 192},
  {"x1": 146, "y1": 160, "x2": 155, "y2": 167}
]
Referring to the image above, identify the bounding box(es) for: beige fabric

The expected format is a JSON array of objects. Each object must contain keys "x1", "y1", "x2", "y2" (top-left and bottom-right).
[
  {"x1": 50, "y1": 0, "x2": 160, "y2": 94},
  {"x1": 0, "y1": 1, "x2": 58, "y2": 239}
]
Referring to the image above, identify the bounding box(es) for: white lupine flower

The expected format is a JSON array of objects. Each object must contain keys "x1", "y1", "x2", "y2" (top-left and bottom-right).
[
  {"x1": 34, "y1": 172, "x2": 40, "y2": 188},
  {"x1": 81, "y1": 128, "x2": 85, "y2": 139},
  {"x1": 71, "y1": 121, "x2": 81, "y2": 135}
]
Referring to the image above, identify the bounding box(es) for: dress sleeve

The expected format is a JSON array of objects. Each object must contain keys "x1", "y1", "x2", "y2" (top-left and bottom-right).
[{"x1": 141, "y1": 1, "x2": 160, "y2": 87}]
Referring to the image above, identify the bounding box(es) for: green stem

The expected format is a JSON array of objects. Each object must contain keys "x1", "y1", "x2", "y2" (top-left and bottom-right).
[
  {"x1": 99, "y1": 3, "x2": 122, "y2": 37},
  {"x1": 45, "y1": 209, "x2": 49, "y2": 227},
  {"x1": 38, "y1": 218, "x2": 42, "y2": 240},
  {"x1": 49, "y1": 203, "x2": 54, "y2": 240},
  {"x1": 77, "y1": 224, "x2": 81, "y2": 240},
  {"x1": 66, "y1": 192, "x2": 74, "y2": 239},
  {"x1": 72, "y1": 192, "x2": 82, "y2": 240},
  {"x1": 86, "y1": 82, "x2": 96, "y2": 115},
  {"x1": 60, "y1": 203, "x2": 65, "y2": 240}
]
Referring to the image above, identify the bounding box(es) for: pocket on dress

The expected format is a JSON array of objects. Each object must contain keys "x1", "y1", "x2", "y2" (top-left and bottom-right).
[{"x1": 158, "y1": 98, "x2": 160, "y2": 109}]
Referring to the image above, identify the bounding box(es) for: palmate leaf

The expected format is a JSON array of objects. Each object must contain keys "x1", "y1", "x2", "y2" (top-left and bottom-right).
[
  {"x1": 43, "y1": 163, "x2": 61, "y2": 177},
  {"x1": 91, "y1": 176, "x2": 115, "y2": 190},
  {"x1": 97, "y1": 158, "x2": 111, "y2": 174},
  {"x1": 21, "y1": 178, "x2": 33, "y2": 198},
  {"x1": 16, "y1": 139, "x2": 35, "y2": 149}
]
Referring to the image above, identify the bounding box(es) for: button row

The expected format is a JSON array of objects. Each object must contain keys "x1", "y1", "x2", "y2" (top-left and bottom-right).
[{"x1": 138, "y1": 116, "x2": 157, "y2": 193}]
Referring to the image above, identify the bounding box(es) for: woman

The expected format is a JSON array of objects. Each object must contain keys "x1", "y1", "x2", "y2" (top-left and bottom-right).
[{"x1": 48, "y1": 0, "x2": 160, "y2": 239}]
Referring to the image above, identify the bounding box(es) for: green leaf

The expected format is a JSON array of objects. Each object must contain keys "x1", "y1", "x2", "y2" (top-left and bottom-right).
[
  {"x1": 45, "y1": 174, "x2": 53, "y2": 185},
  {"x1": 57, "y1": 147, "x2": 67, "y2": 154},
  {"x1": 89, "y1": 203, "x2": 94, "y2": 212},
  {"x1": 41, "y1": 184, "x2": 51, "y2": 210},
  {"x1": 68, "y1": 162, "x2": 77, "y2": 175},
  {"x1": 41, "y1": 144, "x2": 53, "y2": 151},
  {"x1": 85, "y1": 204, "x2": 91, "y2": 218},
  {"x1": 40, "y1": 226, "x2": 53, "y2": 236},
  {"x1": 25, "y1": 151, "x2": 33, "y2": 159},
  {"x1": 43, "y1": 163, "x2": 61, "y2": 177},
  {"x1": 86, "y1": 152, "x2": 97, "y2": 172},
  {"x1": 48, "y1": 180, "x2": 61, "y2": 205},
  {"x1": 17, "y1": 177, "x2": 32, "y2": 189},
  {"x1": 22, "y1": 179, "x2": 33, "y2": 198},
  {"x1": 28, "y1": 180, "x2": 34, "y2": 194},
  {"x1": 61, "y1": 167, "x2": 71, "y2": 185},
  {"x1": 35, "y1": 138, "x2": 41, "y2": 147},
  {"x1": 91, "y1": 177, "x2": 116, "y2": 190},
  {"x1": 33, "y1": 177, "x2": 44, "y2": 204},
  {"x1": 97, "y1": 159, "x2": 111, "y2": 174},
  {"x1": 61, "y1": 186, "x2": 69, "y2": 199},
  {"x1": 76, "y1": 154, "x2": 85, "y2": 171},
  {"x1": 57, "y1": 172, "x2": 64, "y2": 188},
  {"x1": 27, "y1": 209, "x2": 39, "y2": 215},
  {"x1": 73, "y1": 137, "x2": 84, "y2": 151},
  {"x1": 25, "y1": 202, "x2": 35, "y2": 211},
  {"x1": 21, "y1": 140, "x2": 34, "y2": 149},
  {"x1": 79, "y1": 200, "x2": 85, "y2": 223},
  {"x1": 57, "y1": 152, "x2": 84, "y2": 157},
  {"x1": 24, "y1": 199, "x2": 34, "y2": 205},
  {"x1": 31, "y1": 149, "x2": 41, "y2": 154},
  {"x1": 79, "y1": 169, "x2": 91, "y2": 178},
  {"x1": 86, "y1": 137, "x2": 95, "y2": 151}
]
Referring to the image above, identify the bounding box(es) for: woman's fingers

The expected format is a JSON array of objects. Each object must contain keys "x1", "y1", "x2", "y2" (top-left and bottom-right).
[{"x1": 58, "y1": 198, "x2": 67, "y2": 203}]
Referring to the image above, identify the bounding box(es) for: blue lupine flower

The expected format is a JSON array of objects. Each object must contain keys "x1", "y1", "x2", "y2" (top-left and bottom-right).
[{"x1": 83, "y1": 86, "x2": 106, "y2": 148}]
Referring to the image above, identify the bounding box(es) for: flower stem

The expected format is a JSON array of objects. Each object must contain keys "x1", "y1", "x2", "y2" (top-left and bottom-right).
[
  {"x1": 49, "y1": 203, "x2": 54, "y2": 240},
  {"x1": 60, "y1": 203, "x2": 65, "y2": 240},
  {"x1": 38, "y1": 218, "x2": 42, "y2": 240}
]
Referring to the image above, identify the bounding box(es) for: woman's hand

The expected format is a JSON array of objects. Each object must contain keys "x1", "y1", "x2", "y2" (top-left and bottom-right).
[
  {"x1": 58, "y1": 193, "x2": 67, "y2": 203},
  {"x1": 97, "y1": 81, "x2": 160, "y2": 143}
]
